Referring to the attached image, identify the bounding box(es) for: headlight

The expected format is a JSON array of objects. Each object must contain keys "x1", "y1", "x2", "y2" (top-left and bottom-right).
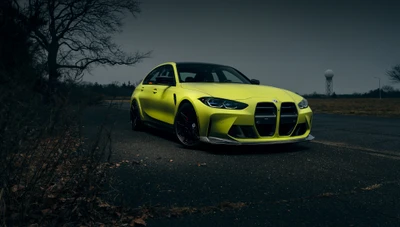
[
  {"x1": 298, "y1": 99, "x2": 308, "y2": 109},
  {"x1": 199, "y1": 97, "x2": 248, "y2": 110}
]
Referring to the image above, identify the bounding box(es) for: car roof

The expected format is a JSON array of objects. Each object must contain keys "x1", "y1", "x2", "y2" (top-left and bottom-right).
[
  {"x1": 153, "y1": 62, "x2": 232, "y2": 69},
  {"x1": 175, "y1": 62, "x2": 229, "y2": 67}
]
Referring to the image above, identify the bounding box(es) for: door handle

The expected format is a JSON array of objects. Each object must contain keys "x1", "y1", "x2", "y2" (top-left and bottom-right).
[
  {"x1": 140, "y1": 86, "x2": 144, "y2": 91},
  {"x1": 153, "y1": 88, "x2": 157, "y2": 94}
]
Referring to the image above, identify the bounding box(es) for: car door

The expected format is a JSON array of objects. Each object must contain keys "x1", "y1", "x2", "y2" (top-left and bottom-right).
[
  {"x1": 136, "y1": 66, "x2": 162, "y2": 121},
  {"x1": 151, "y1": 64, "x2": 179, "y2": 125}
]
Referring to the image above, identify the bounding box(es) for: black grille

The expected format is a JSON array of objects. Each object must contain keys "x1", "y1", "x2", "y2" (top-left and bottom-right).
[
  {"x1": 254, "y1": 102, "x2": 277, "y2": 136},
  {"x1": 292, "y1": 123, "x2": 307, "y2": 136},
  {"x1": 279, "y1": 102, "x2": 298, "y2": 135},
  {"x1": 228, "y1": 125, "x2": 258, "y2": 138}
]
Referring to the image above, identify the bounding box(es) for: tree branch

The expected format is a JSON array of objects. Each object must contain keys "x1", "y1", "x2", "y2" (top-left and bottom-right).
[
  {"x1": 32, "y1": 30, "x2": 49, "y2": 50},
  {"x1": 22, "y1": 0, "x2": 150, "y2": 84},
  {"x1": 57, "y1": 51, "x2": 151, "y2": 70},
  {"x1": 387, "y1": 65, "x2": 400, "y2": 84},
  {"x1": 56, "y1": 1, "x2": 92, "y2": 40},
  {"x1": 48, "y1": 0, "x2": 57, "y2": 38}
]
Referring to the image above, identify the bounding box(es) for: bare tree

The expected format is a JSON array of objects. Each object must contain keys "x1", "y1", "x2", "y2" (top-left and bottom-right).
[
  {"x1": 20, "y1": 0, "x2": 151, "y2": 92},
  {"x1": 387, "y1": 64, "x2": 400, "y2": 84},
  {"x1": 381, "y1": 85, "x2": 395, "y2": 93}
]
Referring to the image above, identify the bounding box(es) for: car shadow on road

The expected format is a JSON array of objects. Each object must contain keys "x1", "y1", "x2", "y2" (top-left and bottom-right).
[
  {"x1": 140, "y1": 127, "x2": 180, "y2": 142},
  {"x1": 141, "y1": 127, "x2": 311, "y2": 155}
]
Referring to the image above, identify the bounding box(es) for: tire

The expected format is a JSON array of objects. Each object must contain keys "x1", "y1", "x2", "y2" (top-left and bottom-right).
[
  {"x1": 130, "y1": 100, "x2": 144, "y2": 131},
  {"x1": 174, "y1": 102, "x2": 201, "y2": 148}
]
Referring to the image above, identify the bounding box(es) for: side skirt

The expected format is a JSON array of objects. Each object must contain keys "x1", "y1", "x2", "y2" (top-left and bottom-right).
[{"x1": 143, "y1": 117, "x2": 175, "y2": 134}]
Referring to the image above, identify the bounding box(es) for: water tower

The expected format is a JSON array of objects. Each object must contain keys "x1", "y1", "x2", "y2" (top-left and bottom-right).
[{"x1": 324, "y1": 69, "x2": 334, "y2": 96}]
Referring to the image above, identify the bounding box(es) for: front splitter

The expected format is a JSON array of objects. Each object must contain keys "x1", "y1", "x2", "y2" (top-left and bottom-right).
[{"x1": 199, "y1": 134, "x2": 315, "y2": 145}]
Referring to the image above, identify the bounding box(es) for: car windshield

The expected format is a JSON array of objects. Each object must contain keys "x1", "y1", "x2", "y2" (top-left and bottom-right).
[{"x1": 176, "y1": 63, "x2": 252, "y2": 84}]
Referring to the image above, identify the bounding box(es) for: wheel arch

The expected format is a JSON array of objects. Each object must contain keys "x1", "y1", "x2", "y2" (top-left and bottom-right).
[
  {"x1": 177, "y1": 99, "x2": 193, "y2": 110},
  {"x1": 174, "y1": 98, "x2": 202, "y2": 147},
  {"x1": 175, "y1": 98, "x2": 199, "y2": 117},
  {"x1": 175, "y1": 97, "x2": 204, "y2": 130},
  {"x1": 130, "y1": 98, "x2": 144, "y2": 120}
]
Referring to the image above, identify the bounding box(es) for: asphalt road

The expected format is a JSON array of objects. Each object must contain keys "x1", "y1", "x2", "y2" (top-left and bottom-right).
[{"x1": 83, "y1": 102, "x2": 400, "y2": 227}]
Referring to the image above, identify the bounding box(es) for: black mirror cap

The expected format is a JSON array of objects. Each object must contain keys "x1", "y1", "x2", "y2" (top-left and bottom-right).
[{"x1": 250, "y1": 79, "x2": 260, "y2": 85}]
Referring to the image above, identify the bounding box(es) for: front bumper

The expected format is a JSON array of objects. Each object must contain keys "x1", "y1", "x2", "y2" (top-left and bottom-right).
[
  {"x1": 193, "y1": 97, "x2": 314, "y2": 145},
  {"x1": 200, "y1": 134, "x2": 315, "y2": 145}
]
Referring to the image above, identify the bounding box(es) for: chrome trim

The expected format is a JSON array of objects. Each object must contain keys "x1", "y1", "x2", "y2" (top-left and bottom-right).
[{"x1": 199, "y1": 134, "x2": 315, "y2": 145}]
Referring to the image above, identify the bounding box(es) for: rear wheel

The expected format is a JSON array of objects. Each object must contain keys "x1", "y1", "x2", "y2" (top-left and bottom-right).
[
  {"x1": 174, "y1": 102, "x2": 201, "y2": 147},
  {"x1": 130, "y1": 100, "x2": 144, "y2": 131}
]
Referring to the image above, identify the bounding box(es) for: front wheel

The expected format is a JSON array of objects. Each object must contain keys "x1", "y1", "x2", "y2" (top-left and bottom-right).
[{"x1": 174, "y1": 103, "x2": 201, "y2": 148}]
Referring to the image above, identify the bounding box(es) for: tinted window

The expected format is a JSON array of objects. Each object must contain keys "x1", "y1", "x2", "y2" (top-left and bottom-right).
[
  {"x1": 142, "y1": 67, "x2": 162, "y2": 85},
  {"x1": 179, "y1": 72, "x2": 196, "y2": 82},
  {"x1": 158, "y1": 64, "x2": 175, "y2": 79},
  {"x1": 142, "y1": 64, "x2": 176, "y2": 86},
  {"x1": 220, "y1": 69, "x2": 244, "y2": 83},
  {"x1": 176, "y1": 63, "x2": 251, "y2": 84}
]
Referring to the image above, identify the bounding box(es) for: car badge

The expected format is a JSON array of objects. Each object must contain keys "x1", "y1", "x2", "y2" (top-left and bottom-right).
[{"x1": 272, "y1": 99, "x2": 278, "y2": 103}]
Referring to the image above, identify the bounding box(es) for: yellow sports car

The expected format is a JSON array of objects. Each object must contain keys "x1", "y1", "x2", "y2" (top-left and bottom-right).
[{"x1": 130, "y1": 62, "x2": 314, "y2": 147}]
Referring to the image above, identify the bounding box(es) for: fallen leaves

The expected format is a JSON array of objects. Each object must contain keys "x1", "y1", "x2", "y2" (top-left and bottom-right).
[
  {"x1": 3, "y1": 130, "x2": 124, "y2": 226},
  {"x1": 11, "y1": 184, "x2": 25, "y2": 193},
  {"x1": 317, "y1": 192, "x2": 337, "y2": 198},
  {"x1": 109, "y1": 160, "x2": 136, "y2": 169},
  {"x1": 130, "y1": 217, "x2": 147, "y2": 226},
  {"x1": 129, "y1": 201, "x2": 248, "y2": 221},
  {"x1": 361, "y1": 184, "x2": 381, "y2": 191},
  {"x1": 218, "y1": 201, "x2": 247, "y2": 210},
  {"x1": 98, "y1": 200, "x2": 111, "y2": 208},
  {"x1": 41, "y1": 209, "x2": 52, "y2": 215}
]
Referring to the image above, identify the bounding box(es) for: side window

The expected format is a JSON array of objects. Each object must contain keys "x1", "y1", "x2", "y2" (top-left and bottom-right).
[
  {"x1": 158, "y1": 65, "x2": 175, "y2": 79},
  {"x1": 155, "y1": 65, "x2": 176, "y2": 85},
  {"x1": 179, "y1": 72, "x2": 197, "y2": 82},
  {"x1": 142, "y1": 67, "x2": 162, "y2": 85}
]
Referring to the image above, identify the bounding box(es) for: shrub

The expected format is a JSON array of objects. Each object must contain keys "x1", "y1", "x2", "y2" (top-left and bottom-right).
[{"x1": 0, "y1": 81, "x2": 120, "y2": 226}]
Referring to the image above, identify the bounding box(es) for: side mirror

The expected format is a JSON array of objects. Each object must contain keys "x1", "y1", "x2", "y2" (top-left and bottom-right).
[
  {"x1": 156, "y1": 76, "x2": 175, "y2": 86},
  {"x1": 250, "y1": 79, "x2": 260, "y2": 85}
]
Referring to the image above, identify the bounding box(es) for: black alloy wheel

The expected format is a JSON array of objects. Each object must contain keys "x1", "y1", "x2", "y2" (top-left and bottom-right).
[{"x1": 174, "y1": 102, "x2": 201, "y2": 147}]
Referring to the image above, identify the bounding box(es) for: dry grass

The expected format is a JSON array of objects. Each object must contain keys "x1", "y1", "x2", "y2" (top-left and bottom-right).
[
  {"x1": 0, "y1": 81, "x2": 123, "y2": 226},
  {"x1": 308, "y1": 98, "x2": 400, "y2": 118}
]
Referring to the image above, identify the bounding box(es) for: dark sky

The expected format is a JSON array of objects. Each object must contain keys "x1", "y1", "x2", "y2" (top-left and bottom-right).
[{"x1": 85, "y1": 0, "x2": 400, "y2": 94}]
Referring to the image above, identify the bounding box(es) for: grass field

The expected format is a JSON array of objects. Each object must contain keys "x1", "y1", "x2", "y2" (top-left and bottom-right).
[
  {"x1": 308, "y1": 98, "x2": 400, "y2": 118},
  {"x1": 105, "y1": 97, "x2": 400, "y2": 118}
]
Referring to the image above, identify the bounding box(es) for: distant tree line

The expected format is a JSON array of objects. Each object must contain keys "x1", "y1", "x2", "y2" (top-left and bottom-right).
[
  {"x1": 48, "y1": 80, "x2": 136, "y2": 104},
  {"x1": 304, "y1": 85, "x2": 400, "y2": 98},
  {"x1": 79, "y1": 81, "x2": 136, "y2": 97}
]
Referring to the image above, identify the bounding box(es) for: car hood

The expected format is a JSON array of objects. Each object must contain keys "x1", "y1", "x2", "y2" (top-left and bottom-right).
[{"x1": 180, "y1": 83, "x2": 301, "y2": 102}]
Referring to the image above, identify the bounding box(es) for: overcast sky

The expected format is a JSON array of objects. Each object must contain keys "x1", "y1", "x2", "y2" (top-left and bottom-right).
[{"x1": 84, "y1": 0, "x2": 400, "y2": 95}]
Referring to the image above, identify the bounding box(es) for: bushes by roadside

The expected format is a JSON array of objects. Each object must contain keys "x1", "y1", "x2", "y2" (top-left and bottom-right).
[
  {"x1": 42, "y1": 80, "x2": 136, "y2": 106},
  {"x1": 0, "y1": 1, "x2": 138, "y2": 225},
  {"x1": 0, "y1": 81, "x2": 125, "y2": 226}
]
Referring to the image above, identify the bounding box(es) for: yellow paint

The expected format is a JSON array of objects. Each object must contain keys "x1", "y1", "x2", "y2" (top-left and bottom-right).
[{"x1": 131, "y1": 62, "x2": 313, "y2": 144}]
